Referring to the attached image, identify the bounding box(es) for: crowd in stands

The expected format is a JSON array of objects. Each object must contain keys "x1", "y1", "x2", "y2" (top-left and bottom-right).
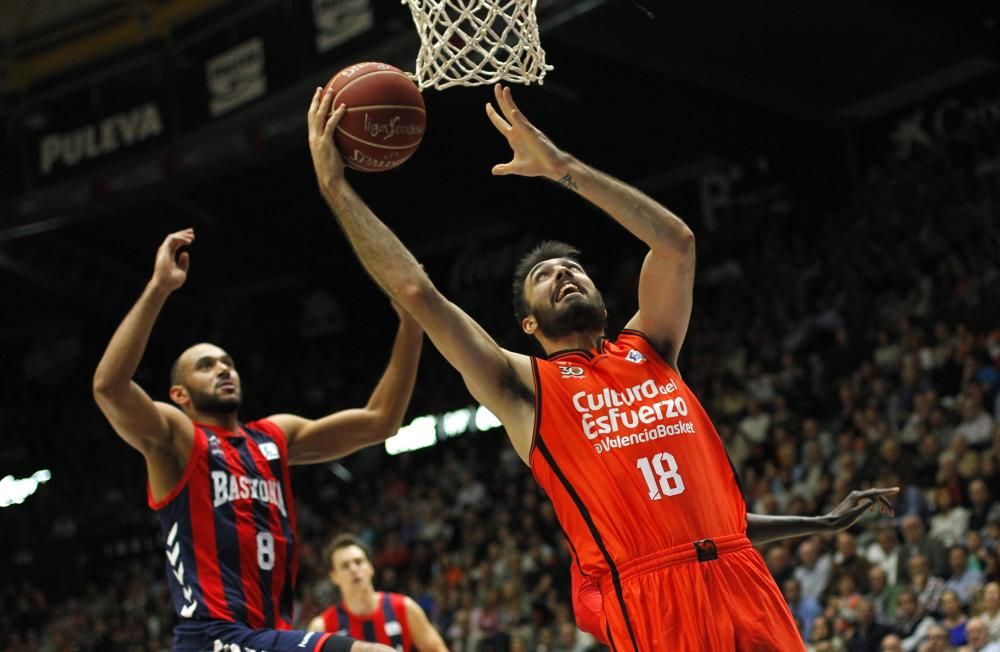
[{"x1": 2, "y1": 105, "x2": 999, "y2": 652}]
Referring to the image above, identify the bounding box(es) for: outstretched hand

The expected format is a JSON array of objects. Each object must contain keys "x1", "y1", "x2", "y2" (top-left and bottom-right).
[
  {"x1": 825, "y1": 487, "x2": 899, "y2": 531},
  {"x1": 307, "y1": 87, "x2": 348, "y2": 190},
  {"x1": 485, "y1": 83, "x2": 569, "y2": 181},
  {"x1": 152, "y1": 229, "x2": 194, "y2": 292}
]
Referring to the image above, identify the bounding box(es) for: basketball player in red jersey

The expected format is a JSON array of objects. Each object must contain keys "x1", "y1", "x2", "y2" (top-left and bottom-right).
[
  {"x1": 93, "y1": 229, "x2": 420, "y2": 652},
  {"x1": 307, "y1": 84, "x2": 888, "y2": 650},
  {"x1": 307, "y1": 534, "x2": 447, "y2": 651}
]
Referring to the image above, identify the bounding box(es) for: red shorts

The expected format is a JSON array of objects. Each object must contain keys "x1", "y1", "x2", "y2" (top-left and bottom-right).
[{"x1": 579, "y1": 534, "x2": 804, "y2": 651}]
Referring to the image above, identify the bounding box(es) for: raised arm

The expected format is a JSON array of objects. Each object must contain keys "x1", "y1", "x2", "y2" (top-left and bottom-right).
[
  {"x1": 269, "y1": 303, "x2": 424, "y2": 465},
  {"x1": 486, "y1": 84, "x2": 695, "y2": 366},
  {"x1": 92, "y1": 230, "x2": 196, "y2": 497},
  {"x1": 307, "y1": 88, "x2": 536, "y2": 462}
]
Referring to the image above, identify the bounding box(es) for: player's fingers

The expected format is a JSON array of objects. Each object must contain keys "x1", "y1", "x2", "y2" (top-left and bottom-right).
[
  {"x1": 307, "y1": 87, "x2": 323, "y2": 123},
  {"x1": 877, "y1": 495, "x2": 895, "y2": 514},
  {"x1": 177, "y1": 251, "x2": 190, "y2": 272},
  {"x1": 494, "y1": 83, "x2": 510, "y2": 117},
  {"x1": 486, "y1": 103, "x2": 512, "y2": 133},
  {"x1": 315, "y1": 89, "x2": 335, "y2": 131},
  {"x1": 499, "y1": 84, "x2": 523, "y2": 122},
  {"x1": 164, "y1": 232, "x2": 192, "y2": 252},
  {"x1": 324, "y1": 103, "x2": 346, "y2": 138},
  {"x1": 846, "y1": 498, "x2": 874, "y2": 518},
  {"x1": 492, "y1": 162, "x2": 514, "y2": 176}
]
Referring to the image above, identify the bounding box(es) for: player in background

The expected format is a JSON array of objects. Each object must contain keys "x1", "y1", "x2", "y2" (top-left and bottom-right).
[
  {"x1": 93, "y1": 229, "x2": 422, "y2": 652},
  {"x1": 307, "y1": 83, "x2": 877, "y2": 650},
  {"x1": 308, "y1": 534, "x2": 448, "y2": 652}
]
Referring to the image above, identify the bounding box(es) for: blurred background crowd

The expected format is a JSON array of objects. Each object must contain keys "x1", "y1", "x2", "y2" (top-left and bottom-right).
[
  {"x1": 2, "y1": 2, "x2": 999, "y2": 652},
  {"x1": 2, "y1": 84, "x2": 999, "y2": 652}
]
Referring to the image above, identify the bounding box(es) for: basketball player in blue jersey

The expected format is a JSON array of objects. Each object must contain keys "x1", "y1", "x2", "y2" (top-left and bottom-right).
[
  {"x1": 93, "y1": 228, "x2": 419, "y2": 652},
  {"x1": 308, "y1": 534, "x2": 447, "y2": 652}
]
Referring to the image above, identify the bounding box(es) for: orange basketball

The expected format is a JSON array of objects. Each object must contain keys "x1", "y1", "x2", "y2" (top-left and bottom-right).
[{"x1": 323, "y1": 62, "x2": 426, "y2": 173}]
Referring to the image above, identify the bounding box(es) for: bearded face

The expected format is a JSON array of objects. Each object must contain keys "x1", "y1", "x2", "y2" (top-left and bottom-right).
[
  {"x1": 523, "y1": 258, "x2": 607, "y2": 339},
  {"x1": 172, "y1": 344, "x2": 242, "y2": 416},
  {"x1": 186, "y1": 384, "x2": 241, "y2": 415}
]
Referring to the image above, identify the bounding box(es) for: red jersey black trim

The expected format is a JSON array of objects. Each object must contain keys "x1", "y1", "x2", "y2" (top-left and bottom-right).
[
  {"x1": 547, "y1": 348, "x2": 595, "y2": 361},
  {"x1": 528, "y1": 357, "x2": 542, "y2": 461},
  {"x1": 535, "y1": 437, "x2": 640, "y2": 652}
]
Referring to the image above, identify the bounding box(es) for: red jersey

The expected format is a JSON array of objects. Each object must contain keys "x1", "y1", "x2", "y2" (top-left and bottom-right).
[
  {"x1": 150, "y1": 419, "x2": 299, "y2": 629},
  {"x1": 529, "y1": 329, "x2": 746, "y2": 574},
  {"x1": 320, "y1": 592, "x2": 413, "y2": 651}
]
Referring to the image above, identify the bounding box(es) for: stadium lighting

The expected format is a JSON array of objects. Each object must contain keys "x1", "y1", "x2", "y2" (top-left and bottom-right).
[
  {"x1": 385, "y1": 405, "x2": 502, "y2": 455},
  {"x1": 0, "y1": 469, "x2": 52, "y2": 507}
]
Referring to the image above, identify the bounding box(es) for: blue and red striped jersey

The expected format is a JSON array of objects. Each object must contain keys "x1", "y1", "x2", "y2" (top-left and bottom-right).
[
  {"x1": 149, "y1": 419, "x2": 299, "y2": 629},
  {"x1": 320, "y1": 592, "x2": 413, "y2": 651}
]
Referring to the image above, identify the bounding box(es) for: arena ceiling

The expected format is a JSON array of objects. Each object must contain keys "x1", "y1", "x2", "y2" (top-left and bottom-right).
[{"x1": 1, "y1": 0, "x2": 998, "y2": 344}]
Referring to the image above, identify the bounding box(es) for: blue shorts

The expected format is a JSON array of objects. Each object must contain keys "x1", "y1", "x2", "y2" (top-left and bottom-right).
[{"x1": 173, "y1": 619, "x2": 337, "y2": 652}]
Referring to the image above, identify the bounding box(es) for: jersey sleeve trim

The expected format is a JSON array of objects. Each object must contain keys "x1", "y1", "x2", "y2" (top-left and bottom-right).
[
  {"x1": 392, "y1": 593, "x2": 413, "y2": 650},
  {"x1": 249, "y1": 417, "x2": 287, "y2": 444},
  {"x1": 148, "y1": 425, "x2": 204, "y2": 510},
  {"x1": 311, "y1": 633, "x2": 333, "y2": 651},
  {"x1": 528, "y1": 356, "x2": 543, "y2": 467}
]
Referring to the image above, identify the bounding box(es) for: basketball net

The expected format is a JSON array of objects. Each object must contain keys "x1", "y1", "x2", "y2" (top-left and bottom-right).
[{"x1": 402, "y1": 0, "x2": 553, "y2": 90}]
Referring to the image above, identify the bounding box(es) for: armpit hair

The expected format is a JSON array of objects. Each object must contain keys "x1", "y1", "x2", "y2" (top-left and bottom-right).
[{"x1": 499, "y1": 359, "x2": 534, "y2": 405}]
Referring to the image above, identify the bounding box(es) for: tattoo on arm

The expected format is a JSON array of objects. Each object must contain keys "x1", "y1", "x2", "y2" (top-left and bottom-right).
[{"x1": 557, "y1": 174, "x2": 578, "y2": 191}]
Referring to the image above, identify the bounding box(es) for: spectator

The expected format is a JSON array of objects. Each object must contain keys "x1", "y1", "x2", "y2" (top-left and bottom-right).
[
  {"x1": 868, "y1": 565, "x2": 902, "y2": 625},
  {"x1": 882, "y1": 634, "x2": 904, "y2": 652},
  {"x1": 832, "y1": 532, "x2": 873, "y2": 596},
  {"x1": 899, "y1": 516, "x2": 949, "y2": 583},
  {"x1": 946, "y1": 546, "x2": 986, "y2": 606},
  {"x1": 919, "y1": 624, "x2": 952, "y2": 652},
  {"x1": 963, "y1": 617, "x2": 1000, "y2": 652},
  {"x1": 956, "y1": 391, "x2": 995, "y2": 448},
  {"x1": 808, "y1": 616, "x2": 845, "y2": 652},
  {"x1": 798, "y1": 539, "x2": 835, "y2": 602},
  {"x1": 895, "y1": 589, "x2": 937, "y2": 652},
  {"x1": 844, "y1": 597, "x2": 896, "y2": 652},
  {"x1": 768, "y1": 544, "x2": 796, "y2": 586},
  {"x1": 785, "y1": 576, "x2": 823, "y2": 641},
  {"x1": 907, "y1": 554, "x2": 947, "y2": 616},
  {"x1": 930, "y1": 487, "x2": 971, "y2": 547},
  {"x1": 940, "y1": 590, "x2": 970, "y2": 647},
  {"x1": 976, "y1": 582, "x2": 1000, "y2": 642},
  {"x1": 869, "y1": 524, "x2": 903, "y2": 585},
  {"x1": 969, "y1": 481, "x2": 1000, "y2": 533}
]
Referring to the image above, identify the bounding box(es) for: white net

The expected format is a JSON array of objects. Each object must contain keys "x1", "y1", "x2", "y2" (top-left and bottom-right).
[{"x1": 402, "y1": 0, "x2": 553, "y2": 90}]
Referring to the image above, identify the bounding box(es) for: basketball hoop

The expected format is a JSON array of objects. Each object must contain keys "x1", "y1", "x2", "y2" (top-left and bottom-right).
[{"x1": 402, "y1": 0, "x2": 553, "y2": 90}]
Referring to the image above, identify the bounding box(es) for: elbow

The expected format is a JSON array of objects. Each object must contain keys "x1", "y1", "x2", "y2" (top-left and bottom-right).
[
  {"x1": 652, "y1": 222, "x2": 695, "y2": 258},
  {"x1": 357, "y1": 409, "x2": 404, "y2": 446},
  {"x1": 396, "y1": 276, "x2": 438, "y2": 312},
  {"x1": 92, "y1": 369, "x2": 126, "y2": 402},
  {"x1": 92, "y1": 371, "x2": 113, "y2": 399},
  {"x1": 674, "y1": 226, "x2": 695, "y2": 256}
]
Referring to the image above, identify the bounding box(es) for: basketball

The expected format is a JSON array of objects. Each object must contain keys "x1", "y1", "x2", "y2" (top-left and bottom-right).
[{"x1": 322, "y1": 62, "x2": 426, "y2": 173}]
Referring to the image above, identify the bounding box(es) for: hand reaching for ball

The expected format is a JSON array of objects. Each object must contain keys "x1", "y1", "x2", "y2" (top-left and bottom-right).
[
  {"x1": 308, "y1": 86, "x2": 348, "y2": 191},
  {"x1": 486, "y1": 84, "x2": 571, "y2": 181},
  {"x1": 309, "y1": 62, "x2": 426, "y2": 181}
]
